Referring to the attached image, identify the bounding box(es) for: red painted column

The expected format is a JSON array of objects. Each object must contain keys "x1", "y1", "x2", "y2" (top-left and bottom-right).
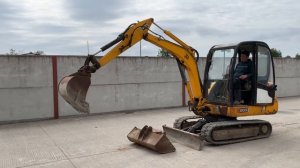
[{"x1": 52, "y1": 56, "x2": 59, "y2": 119}]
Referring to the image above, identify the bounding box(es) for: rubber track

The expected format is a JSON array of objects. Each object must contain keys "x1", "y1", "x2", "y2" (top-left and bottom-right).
[
  {"x1": 173, "y1": 115, "x2": 203, "y2": 129},
  {"x1": 201, "y1": 120, "x2": 272, "y2": 145}
]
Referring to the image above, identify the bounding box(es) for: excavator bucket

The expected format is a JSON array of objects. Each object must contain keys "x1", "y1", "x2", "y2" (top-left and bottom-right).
[
  {"x1": 58, "y1": 72, "x2": 91, "y2": 113},
  {"x1": 163, "y1": 125, "x2": 204, "y2": 150},
  {"x1": 127, "y1": 125, "x2": 176, "y2": 154}
]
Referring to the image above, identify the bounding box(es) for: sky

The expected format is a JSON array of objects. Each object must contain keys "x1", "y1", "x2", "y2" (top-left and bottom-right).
[{"x1": 0, "y1": 0, "x2": 299, "y2": 57}]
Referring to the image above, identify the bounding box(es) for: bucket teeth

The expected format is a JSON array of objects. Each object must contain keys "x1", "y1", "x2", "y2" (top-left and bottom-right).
[{"x1": 127, "y1": 126, "x2": 176, "y2": 154}]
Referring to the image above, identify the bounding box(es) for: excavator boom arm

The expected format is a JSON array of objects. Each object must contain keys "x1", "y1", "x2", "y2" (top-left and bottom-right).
[
  {"x1": 96, "y1": 18, "x2": 204, "y2": 110},
  {"x1": 144, "y1": 33, "x2": 203, "y2": 103},
  {"x1": 97, "y1": 18, "x2": 154, "y2": 67}
]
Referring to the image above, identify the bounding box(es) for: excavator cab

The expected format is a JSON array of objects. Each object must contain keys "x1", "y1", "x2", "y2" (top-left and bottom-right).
[
  {"x1": 167, "y1": 41, "x2": 277, "y2": 147},
  {"x1": 204, "y1": 41, "x2": 276, "y2": 106}
]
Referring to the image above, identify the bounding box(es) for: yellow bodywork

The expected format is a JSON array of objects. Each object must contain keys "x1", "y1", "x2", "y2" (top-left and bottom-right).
[{"x1": 206, "y1": 98, "x2": 278, "y2": 117}]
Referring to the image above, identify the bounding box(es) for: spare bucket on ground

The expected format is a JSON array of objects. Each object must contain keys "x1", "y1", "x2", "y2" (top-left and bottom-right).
[{"x1": 127, "y1": 125, "x2": 176, "y2": 154}]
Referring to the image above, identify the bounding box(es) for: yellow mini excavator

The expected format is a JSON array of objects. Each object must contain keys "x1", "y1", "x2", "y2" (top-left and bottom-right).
[{"x1": 59, "y1": 18, "x2": 278, "y2": 153}]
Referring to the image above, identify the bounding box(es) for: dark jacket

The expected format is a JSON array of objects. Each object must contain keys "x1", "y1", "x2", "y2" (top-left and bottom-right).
[{"x1": 234, "y1": 59, "x2": 253, "y2": 79}]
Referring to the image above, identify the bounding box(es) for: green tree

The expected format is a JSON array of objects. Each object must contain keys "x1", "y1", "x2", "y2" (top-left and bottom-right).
[
  {"x1": 157, "y1": 49, "x2": 170, "y2": 57},
  {"x1": 7, "y1": 49, "x2": 18, "y2": 55},
  {"x1": 270, "y1": 48, "x2": 282, "y2": 58},
  {"x1": 296, "y1": 53, "x2": 300, "y2": 59},
  {"x1": 35, "y1": 50, "x2": 44, "y2": 55},
  {"x1": 6, "y1": 49, "x2": 45, "y2": 55},
  {"x1": 27, "y1": 51, "x2": 44, "y2": 55}
]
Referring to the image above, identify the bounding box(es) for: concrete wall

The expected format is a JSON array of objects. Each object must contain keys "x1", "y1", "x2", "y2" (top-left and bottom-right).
[
  {"x1": 57, "y1": 56, "x2": 182, "y2": 116},
  {"x1": 274, "y1": 58, "x2": 300, "y2": 97},
  {"x1": 0, "y1": 56, "x2": 54, "y2": 121},
  {"x1": 0, "y1": 55, "x2": 299, "y2": 122}
]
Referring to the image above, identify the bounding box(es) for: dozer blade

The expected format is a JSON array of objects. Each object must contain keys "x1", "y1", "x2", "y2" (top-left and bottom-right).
[
  {"x1": 127, "y1": 125, "x2": 176, "y2": 154},
  {"x1": 58, "y1": 72, "x2": 91, "y2": 113},
  {"x1": 163, "y1": 125, "x2": 204, "y2": 150}
]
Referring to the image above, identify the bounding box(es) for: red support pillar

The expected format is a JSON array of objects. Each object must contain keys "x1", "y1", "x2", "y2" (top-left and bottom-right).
[{"x1": 52, "y1": 56, "x2": 59, "y2": 119}]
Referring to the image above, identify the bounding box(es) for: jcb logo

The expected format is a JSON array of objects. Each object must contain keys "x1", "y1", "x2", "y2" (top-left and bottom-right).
[{"x1": 239, "y1": 108, "x2": 248, "y2": 113}]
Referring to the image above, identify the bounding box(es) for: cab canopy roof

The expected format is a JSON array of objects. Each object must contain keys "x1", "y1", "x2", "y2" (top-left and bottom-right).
[{"x1": 212, "y1": 41, "x2": 269, "y2": 50}]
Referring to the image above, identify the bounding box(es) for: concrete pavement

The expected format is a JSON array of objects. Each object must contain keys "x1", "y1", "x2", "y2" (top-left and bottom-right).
[{"x1": 0, "y1": 97, "x2": 299, "y2": 168}]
